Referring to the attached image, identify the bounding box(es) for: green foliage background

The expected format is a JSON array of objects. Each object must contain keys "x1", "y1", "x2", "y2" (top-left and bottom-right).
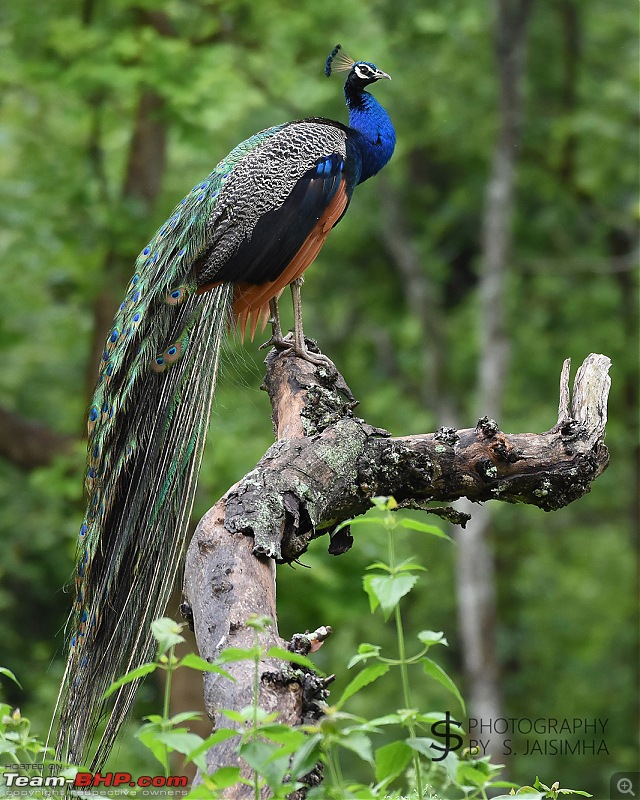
[{"x1": 0, "y1": 0, "x2": 637, "y2": 796}]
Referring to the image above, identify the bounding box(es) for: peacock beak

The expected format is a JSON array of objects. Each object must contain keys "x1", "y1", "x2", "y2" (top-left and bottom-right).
[{"x1": 376, "y1": 70, "x2": 392, "y2": 81}]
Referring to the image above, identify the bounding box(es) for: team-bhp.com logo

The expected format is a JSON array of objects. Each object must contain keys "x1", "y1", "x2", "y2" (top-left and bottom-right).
[{"x1": 3, "y1": 771, "x2": 188, "y2": 790}]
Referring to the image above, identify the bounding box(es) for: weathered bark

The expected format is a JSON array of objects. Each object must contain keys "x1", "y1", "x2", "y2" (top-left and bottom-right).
[{"x1": 183, "y1": 350, "x2": 610, "y2": 797}]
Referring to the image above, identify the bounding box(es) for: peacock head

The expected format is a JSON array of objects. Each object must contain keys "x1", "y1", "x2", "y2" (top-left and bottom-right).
[{"x1": 325, "y1": 44, "x2": 391, "y2": 88}]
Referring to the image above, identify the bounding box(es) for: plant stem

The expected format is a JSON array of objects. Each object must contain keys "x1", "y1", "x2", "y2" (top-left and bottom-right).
[
  {"x1": 162, "y1": 649, "x2": 174, "y2": 778},
  {"x1": 388, "y1": 525, "x2": 424, "y2": 799},
  {"x1": 327, "y1": 748, "x2": 343, "y2": 794},
  {"x1": 252, "y1": 630, "x2": 260, "y2": 800}
]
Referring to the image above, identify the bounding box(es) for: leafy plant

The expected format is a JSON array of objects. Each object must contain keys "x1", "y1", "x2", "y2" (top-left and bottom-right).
[{"x1": 0, "y1": 500, "x2": 593, "y2": 799}]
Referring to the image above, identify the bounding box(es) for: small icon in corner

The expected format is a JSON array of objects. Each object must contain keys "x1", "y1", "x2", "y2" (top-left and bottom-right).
[{"x1": 611, "y1": 772, "x2": 640, "y2": 799}]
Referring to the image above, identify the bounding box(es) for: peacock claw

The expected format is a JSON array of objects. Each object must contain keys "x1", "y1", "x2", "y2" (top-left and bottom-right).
[
  {"x1": 259, "y1": 334, "x2": 288, "y2": 351},
  {"x1": 262, "y1": 331, "x2": 332, "y2": 367},
  {"x1": 292, "y1": 343, "x2": 333, "y2": 367}
]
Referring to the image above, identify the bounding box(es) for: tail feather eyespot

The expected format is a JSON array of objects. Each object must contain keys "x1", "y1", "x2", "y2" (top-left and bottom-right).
[
  {"x1": 163, "y1": 342, "x2": 182, "y2": 363},
  {"x1": 151, "y1": 356, "x2": 167, "y2": 373},
  {"x1": 166, "y1": 286, "x2": 188, "y2": 306}
]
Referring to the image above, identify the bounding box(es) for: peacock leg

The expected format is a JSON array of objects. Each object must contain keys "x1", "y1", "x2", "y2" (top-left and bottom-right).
[
  {"x1": 290, "y1": 277, "x2": 331, "y2": 365},
  {"x1": 260, "y1": 297, "x2": 289, "y2": 351}
]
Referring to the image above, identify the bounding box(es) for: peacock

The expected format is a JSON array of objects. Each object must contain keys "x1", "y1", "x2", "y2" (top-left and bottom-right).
[{"x1": 54, "y1": 44, "x2": 395, "y2": 771}]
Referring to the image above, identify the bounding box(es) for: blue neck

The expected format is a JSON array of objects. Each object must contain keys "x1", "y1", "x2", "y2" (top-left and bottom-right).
[{"x1": 346, "y1": 89, "x2": 396, "y2": 184}]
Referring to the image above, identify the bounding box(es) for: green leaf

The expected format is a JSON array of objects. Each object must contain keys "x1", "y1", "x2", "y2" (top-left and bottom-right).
[
  {"x1": 366, "y1": 573, "x2": 419, "y2": 619},
  {"x1": 103, "y1": 662, "x2": 156, "y2": 699},
  {"x1": 136, "y1": 725, "x2": 169, "y2": 771},
  {"x1": 422, "y1": 658, "x2": 466, "y2": 715},
  {"x1": 256, "y1": 724, "x2": 305, "y2": 747},
  {"x1": 417, "y1": 630, "x2": 448, "y2": 648},
  {"x1": 362, "y1": 574, "x2": 381, "y2": 613},
  {"x1": 178, "y1": 652, "x2": 233, "y2": 678},
  {"x1": 394, "y1": 560, "x2": 428, "y2": 573},
  {"x1": 457, "y1": 762, "x2": 492, "y2": 787},
  {"x1": 337, "y1": 663, "x2": 390, "y2": 707},
  {"x1": 398, "y1": 517, "x2": 453, "y2": 541},
  {"x1": 208, "y1": 766, "x2": 242, "y2": 789},
  {"x1": 215, "y1": 646, "x2": 262, "y2": 663},
  {"x1": 0, "y1": 668, "x2": 22, "y2": 688},
  {"x1": 416, "y1": 711, "x2": 465, "y2": 733},
  {"x1": 185, "y1": 728, "x2": 238, "y2": 769},
  {"x1": 406, "y1": 736, "x2": 440, "y2": 757},
  {"x1": 168, "y1": 710, "x2": 203, "y2": 726},
  {"x1": 332, "y1": 517, "x2": 376, "y2": 535},
  {"x1": 368, "y1": 713, "x2": 403, "y2": 727},
  {"x1": 239, "y1": 739, "x2": 288, "y2": 790},
  {"x1": 151, "y1": 617, "x2": 185, "y2": 656},
  {"x1": 337, "y1": 731, "x2": 375, "y2": 764},
  {"x1": 155, "y1": 729, "x2": 203, "y2": 756},
  {"x1": 347, "y1": 643, "x2": 381, "y2": 669},
  {"x1": 490, "y1": 794, "x2": 544, "y2": 800},
  {"x1": 374, "y1": 740, "x2": 413, "y2": 785},
  {"x1": 290, "y1": 733, "x2": 323, "y2": 778}
]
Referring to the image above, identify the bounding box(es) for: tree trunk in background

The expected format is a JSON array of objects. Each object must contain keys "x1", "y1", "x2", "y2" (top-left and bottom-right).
[
  {"x1": 455, "y1": 0, "x2": 533, "y2": 767},
  {"x1": 86, "y1": 88, "x2": 168, "y2": 388}
]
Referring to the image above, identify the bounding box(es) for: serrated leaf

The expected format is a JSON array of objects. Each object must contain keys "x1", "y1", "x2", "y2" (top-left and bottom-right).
[
  {"x1": 375, "y1": 740, "x2": 413, "y2": 785},
  {"x1": 337, "y1": 663, "x2": 389, "y2": 707},
  {"x1": 178, "y1": 652, "x2": 234, "y2": 678},
  {"x1": 367, "y1": 574, "x2": 418, "y2": 618},
  {"x1": 422, "y1": 657, "x2": 466, "y2": 715},
  {"x1": 398, "y1": 517, "x2": 453, "y2": 541},
  {"x1": 103, "y1": 662, "x2": 156, "y2": 699}
]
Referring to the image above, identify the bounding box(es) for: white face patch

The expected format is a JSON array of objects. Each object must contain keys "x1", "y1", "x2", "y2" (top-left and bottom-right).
[{"x1": 354, "y1": 64, "x2": 374, "y2": 81}]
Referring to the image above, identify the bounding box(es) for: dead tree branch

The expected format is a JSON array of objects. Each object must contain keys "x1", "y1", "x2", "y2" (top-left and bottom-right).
[{"x1": 183, "y1": 351, "x2": 610, "y2": 796}]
